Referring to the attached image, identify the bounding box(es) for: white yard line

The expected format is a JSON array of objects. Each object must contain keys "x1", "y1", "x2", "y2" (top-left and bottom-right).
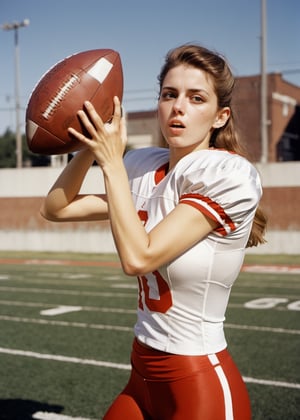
[
  {"x1": 0, "y1": 299, "x2": 136, "y2": 314},
  {"x1": 0, "y1": 346, "x2": 131, "y2": 370},
  {"x1": 0, "y1": 346, "x2": 299, "y2": 390},
  {"x1": 33, "y1": 412, "x2": 94, "y2": 420},
  {"x1": 0, "y1": 286, "x2": 135, "y2": 298},
  {"x1": 231, "y1": 291, "x2": 299, "y2": 299},
  {"x1": 225, "y1": 323, "x2": 300, "y2": 335},
  {"x1": 0, "y1": 315, "x2": 132, "y2": 331},
  {"x1": 242, "y1": 265, "x2": 300, "y2": 274},
  {"x1": 243, "y1": 376, "x2": 300, "y2": 389},
  {"x1": 1, "y1": 285, "x2": 298, "y2": 300},
  {"x1": 0, "y1": 314, "x2": 298, "y2": 335},
  {"x1": 40, "y1": 306, "x2": 83, "y2": 316}
]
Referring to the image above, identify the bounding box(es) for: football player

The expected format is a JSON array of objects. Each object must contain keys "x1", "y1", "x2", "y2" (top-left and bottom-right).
[{"x1": 41, "y1": 44, "x2": 267, "y2": 419}]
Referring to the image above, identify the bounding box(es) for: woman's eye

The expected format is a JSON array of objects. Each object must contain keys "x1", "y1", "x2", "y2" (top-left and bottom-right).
[
  {"x1": 161, "y1": 91, "x2": 176, "y2": 100},
  {"x1": 191, "y1": 95, "x2": 203, "y2": 103}
]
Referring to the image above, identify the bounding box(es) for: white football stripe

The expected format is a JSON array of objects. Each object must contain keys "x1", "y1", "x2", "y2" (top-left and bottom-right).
[
  {"x1": 26, "y1": 120, "x2": 38, "y2": 141},
  {"x1": 88, "y1": 57, "x2": 113, "y2": 83}
]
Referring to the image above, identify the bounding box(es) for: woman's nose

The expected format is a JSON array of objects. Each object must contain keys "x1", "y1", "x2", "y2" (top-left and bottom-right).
[{"x1": 173, "y1": 97, "x2": 185, "y2": 114}]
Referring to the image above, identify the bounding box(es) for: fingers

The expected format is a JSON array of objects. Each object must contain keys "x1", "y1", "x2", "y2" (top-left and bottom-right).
[
  {"x1": 112, "y1": 96, "x2": 122, "y2": 121},
  {"x1": 68, "y1": 97, "x2": 123, "y2": 144},
  {"x1": 67, "y1": 102, "x2": 102, "y2": 143},
  {"x1": 84, "y1": 97, "x2": 122, "y2": 124},
  {"x1": 120, "y1": 114, "x2": 127, "y2": 147},
  {"x1": 83, "y1": 101, "x2": 105, "y2": 127},
  {"x1": 67, "y1": 113, "x2": 94, "y2": 146},
  {"x1": 68, "y1": 126, "x2": 85, "y2": 142}
]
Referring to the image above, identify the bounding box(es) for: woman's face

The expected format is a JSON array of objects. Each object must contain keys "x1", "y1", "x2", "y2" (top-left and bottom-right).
[{"x1": 158, "y1": 64, "x2": 229, "y2": 154}]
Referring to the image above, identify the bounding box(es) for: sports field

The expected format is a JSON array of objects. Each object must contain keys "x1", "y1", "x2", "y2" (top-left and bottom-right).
[{"x1": 0, "y1": 251, "x2": 299, "y2": 419}]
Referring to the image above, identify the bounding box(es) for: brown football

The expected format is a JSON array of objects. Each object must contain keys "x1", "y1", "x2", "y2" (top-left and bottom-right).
[{"x1": 26, "y1": 49, "x2": 123, "y2": 155}]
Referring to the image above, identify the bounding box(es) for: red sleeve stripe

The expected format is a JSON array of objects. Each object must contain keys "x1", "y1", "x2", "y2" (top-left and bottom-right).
[{"x1": 179, "y1": 193, "x2": 236, "y2": 236}]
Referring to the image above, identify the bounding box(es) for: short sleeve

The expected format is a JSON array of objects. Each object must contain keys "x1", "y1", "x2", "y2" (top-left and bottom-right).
[{"x1": 178, "y1": 153, "x2": 262, "y2": 236}]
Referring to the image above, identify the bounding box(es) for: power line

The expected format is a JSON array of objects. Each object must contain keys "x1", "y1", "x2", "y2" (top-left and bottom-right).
[{"x1": 281, "y1": 69, "x2": 300, "y2": 75}]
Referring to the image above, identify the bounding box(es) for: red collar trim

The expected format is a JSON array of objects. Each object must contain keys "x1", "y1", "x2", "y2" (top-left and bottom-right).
[{"x1": 154, "y1": 162, "x2": 169, "y2": 184}]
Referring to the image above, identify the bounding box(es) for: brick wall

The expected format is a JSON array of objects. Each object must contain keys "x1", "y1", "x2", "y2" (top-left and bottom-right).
[
  {"x1": 233, "y1": 74, "x2": 300, "y2": 162},
  {"x1": 0, "y1": 163, "x2": 299, "y2": 254}
]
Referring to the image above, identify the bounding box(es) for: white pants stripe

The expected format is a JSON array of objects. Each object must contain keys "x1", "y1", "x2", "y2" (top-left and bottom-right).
[{"x1": 208, "y1": 353, "x2": 234, "y2": 420}]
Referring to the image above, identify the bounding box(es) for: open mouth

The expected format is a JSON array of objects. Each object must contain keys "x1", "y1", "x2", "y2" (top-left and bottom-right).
[{"x1": 169, "y1": 120, "x2": 185, "y2": 129}]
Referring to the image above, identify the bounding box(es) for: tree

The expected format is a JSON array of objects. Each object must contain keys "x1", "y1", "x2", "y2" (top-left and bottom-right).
[
  {"x1": 0, "y1": 129, "x2": 16, "y2": 168},
  {"x1": 0, "y1": 129, "x2": 50, "y2": 167}
]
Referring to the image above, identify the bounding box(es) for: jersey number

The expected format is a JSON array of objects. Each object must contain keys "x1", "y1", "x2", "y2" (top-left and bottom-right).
[
  {"x1": 138, "y1": 271, "x2": 172, "y2": 313},
  {"x1": 137, "y1": 209, "x2": 172, "y2": 313}
]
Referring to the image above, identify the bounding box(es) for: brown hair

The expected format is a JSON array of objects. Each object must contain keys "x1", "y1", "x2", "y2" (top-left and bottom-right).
[{"x1": 158, "y1": 44, "x2": 267, "y2": 247}]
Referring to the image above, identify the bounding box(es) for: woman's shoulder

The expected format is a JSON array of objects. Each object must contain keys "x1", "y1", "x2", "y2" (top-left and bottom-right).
[
  {"x1": 177, "y1": 149, "x2": 262, "y2": 212},
  {"x1": 178, "y1": 149, "x2": 257, "y2": 177}
]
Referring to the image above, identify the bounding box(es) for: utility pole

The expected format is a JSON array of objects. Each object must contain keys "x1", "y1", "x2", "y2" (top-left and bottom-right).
[
  {"x1": 260, "y1": 0, "x2": 268, "y2": 163},
  {"x1": 1, "y1": 19, "x2": 30, "y2": 168}
]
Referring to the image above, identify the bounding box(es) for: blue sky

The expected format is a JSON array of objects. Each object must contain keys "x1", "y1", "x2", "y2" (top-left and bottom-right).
[{"x1": 0, "y1": 0, "x2": 299, "y2": 135}]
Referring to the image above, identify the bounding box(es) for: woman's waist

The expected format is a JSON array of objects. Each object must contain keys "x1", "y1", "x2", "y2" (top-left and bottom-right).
[
  {"x1": 132, "y1": 337, "x2": 228, "y2": 381},
  {"x1": 134, "y1": 315, "x2": 226, "y2": 356}
]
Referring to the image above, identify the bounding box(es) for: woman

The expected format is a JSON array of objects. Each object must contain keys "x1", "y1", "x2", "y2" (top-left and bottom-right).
[{"x1": 41, "y1": 44, "x2": 267, "y2": 419}]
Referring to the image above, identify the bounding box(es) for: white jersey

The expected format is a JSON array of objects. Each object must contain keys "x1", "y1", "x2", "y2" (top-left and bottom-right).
[{"x1": 124, "y1": 147, "x2": 262, "y2": 356}]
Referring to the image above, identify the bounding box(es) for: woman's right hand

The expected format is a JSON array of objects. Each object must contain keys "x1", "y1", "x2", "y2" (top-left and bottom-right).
[{"x1": 68, "y1": 97, "x2": 127, "y2": 173}]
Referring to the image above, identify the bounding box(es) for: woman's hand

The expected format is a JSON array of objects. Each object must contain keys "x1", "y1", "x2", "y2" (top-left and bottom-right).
[{"x1": 68, "y1": 96, "x2": 127, "y2": 171}]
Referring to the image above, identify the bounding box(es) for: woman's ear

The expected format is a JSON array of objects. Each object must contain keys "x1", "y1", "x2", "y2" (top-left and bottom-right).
[{"x1": 213, "y1": 107, "x2": 231, "y2": 128}]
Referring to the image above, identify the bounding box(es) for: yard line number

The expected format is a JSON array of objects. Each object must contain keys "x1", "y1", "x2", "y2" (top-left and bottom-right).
[{"x1": 245, "y1": 298, "x2": 300, "y2": 311}]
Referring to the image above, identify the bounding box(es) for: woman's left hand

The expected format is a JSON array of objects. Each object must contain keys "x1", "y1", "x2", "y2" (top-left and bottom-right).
[{"x1": 68, "y1": 96, "x2": 127, "y2": 170}]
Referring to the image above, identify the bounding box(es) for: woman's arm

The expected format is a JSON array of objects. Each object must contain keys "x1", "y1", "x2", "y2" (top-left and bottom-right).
[
  {"x1": 103, "y1": 159, "x2": 217, "y2": 275},
  {"x1": 68, "y1": 99, "x2": 217, "y2": 275},
  {"x1": 40, "y1": 148, "x2": 109, "y2": 222}
]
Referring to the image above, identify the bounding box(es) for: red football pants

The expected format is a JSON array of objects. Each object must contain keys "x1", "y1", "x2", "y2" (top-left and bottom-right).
[{"x1": 103, "y1": 338, "x2": 251, "y2": 419}]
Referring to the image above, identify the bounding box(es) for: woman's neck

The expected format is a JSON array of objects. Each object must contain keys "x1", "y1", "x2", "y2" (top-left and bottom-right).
[{"x1": 168, "y1": 144, "x2": 209, "y2": 170}]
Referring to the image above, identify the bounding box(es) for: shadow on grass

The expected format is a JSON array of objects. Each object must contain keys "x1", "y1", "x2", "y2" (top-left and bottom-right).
[{"x1": 0, "y1": 399, "x2": 63, "y2": 419}]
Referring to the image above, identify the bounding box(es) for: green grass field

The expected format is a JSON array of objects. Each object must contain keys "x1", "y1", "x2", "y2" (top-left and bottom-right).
[{"x1": 0, "y1": 251, "x2": 299, "y2": 419}]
